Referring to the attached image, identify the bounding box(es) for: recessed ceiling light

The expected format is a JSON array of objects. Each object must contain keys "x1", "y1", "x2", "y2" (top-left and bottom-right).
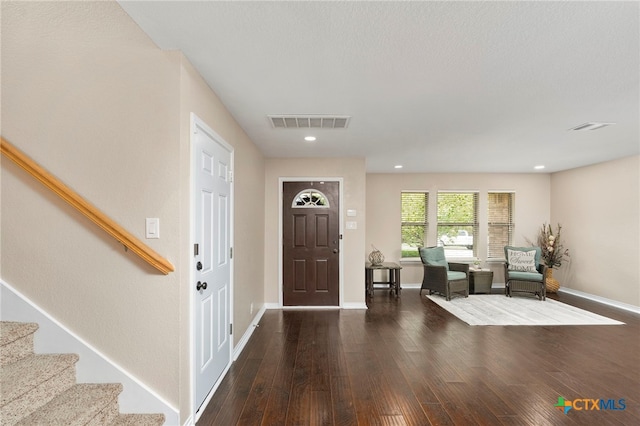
[
  {"x1": 394, "y1": 165, "x2": 403, "y2": 169},
  {"x1": 304, "y1": 136, "x2": 316, "y2": 142},
  {"x1": 534, "y1": 165, "x2": 545, "y2": 170},
  {"x1": 570, "y1": 122, "x2": 615, "y2": 131}
]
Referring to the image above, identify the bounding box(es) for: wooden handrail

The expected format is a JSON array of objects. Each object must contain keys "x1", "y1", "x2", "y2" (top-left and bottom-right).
[{"x1": 1, "y1": 137, "x2": 175, "y2": 274}]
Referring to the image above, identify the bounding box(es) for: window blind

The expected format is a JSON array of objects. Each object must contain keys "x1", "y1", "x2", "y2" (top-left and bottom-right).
[
  {"x1": 401, "y1": 192, "x2": 428, "y2": 258},
  {"x1": 436, "y1": 192, "x2": 479, "y2": 256},
  {"x1": 487, "y1": 192, "x2": 514, "y2": 258}
]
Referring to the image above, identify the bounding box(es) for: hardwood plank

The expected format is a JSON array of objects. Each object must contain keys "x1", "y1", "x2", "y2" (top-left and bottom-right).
[
  {"x1": 285, "y1": 312, "x2": 314, "y2": 425},
  {"x1": 236, "y1": 324, "x2": 285, "y2": 425},
  {"x1": 198, "y1": 358, "x2": 262, "y2": 426},
  {"x1": 311, "y1": 313, "x2": 331, "y2": 392},
  {"x1": 428, "y1": 376, "x2": 479, "y2": 425},
  {"x1": 261, "y1": 312, "x2": 302, "y2": 425},
  {"x1": 442, "y1": 380, "x2": 501, "y2": 425},
  {"x1": 330, "y1": 375, "x2": 358, "y2": 426},
  {"x1": 421, "y1": 403, "x2": 453, "y2": 426},
  {"x1": 456, "y1": 367, "x2": 518, "y2": 418},
  {"x1": 344, "y1": 347, "x2": 382, "y2": 424},
  {"x1": 310, "y1": 390, "x2": 333, "y2": 426},
  {"x1": 378, "y1": 415, "x2": 408, "y2": 425},
  {"x1": 370, "y1": 344, "x2": 430, "y2": 424}
]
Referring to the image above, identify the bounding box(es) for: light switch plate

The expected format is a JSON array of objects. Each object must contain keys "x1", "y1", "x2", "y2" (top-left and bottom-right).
[
  {"x1": 347, "y1": 209, "x2": 357, "y2": 217},
  {"x1": 346, "y1": 221, "x2": 357, "y2": 230},
  {"x1": 146, "y1": 218, "x2": 160, "y2": 239}
]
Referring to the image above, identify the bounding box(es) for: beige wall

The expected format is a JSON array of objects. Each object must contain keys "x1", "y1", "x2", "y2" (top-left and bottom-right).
[
  {"x1": 551, "y1": 156, "x2": 639, "y2": 306},
  {"x1": 1, "y1": 2, "x2": 266, "y2": 422},
  {"x1": 264, "y1": 158, "x2": 366, "y2": 306},
  {"x1": 1, "y1": 0, "x2": 182, "y2": 405},
  {"x1": 366, "y1": 173, "x2": 551, "y2": 285}
]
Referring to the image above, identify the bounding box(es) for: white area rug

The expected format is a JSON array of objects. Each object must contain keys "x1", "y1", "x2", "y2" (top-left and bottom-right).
[{"x1": 426, "y1": 294, "x2": 624, "y2": 326}]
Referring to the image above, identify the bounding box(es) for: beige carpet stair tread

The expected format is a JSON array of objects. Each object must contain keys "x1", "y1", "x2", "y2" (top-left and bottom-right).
[
  {"x1": 110, "y1": 413, "x2": 166, "y2": 425},
  {"x1": 0, "y1": 322, "x2": 39, "y2": 365},
  {"x1": 15, "y1": 383, "x2": 123, "y2": 426},
  {"x1": 0, "y1": 321, "x2": 39, "y2": 346},
  {"x1": 0, "y1": 353, "x2": 79, "y2": 405}
]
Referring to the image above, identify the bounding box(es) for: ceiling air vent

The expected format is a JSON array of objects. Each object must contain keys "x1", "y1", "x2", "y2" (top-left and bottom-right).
[
  {"x1": 570, "y1": 122, "x2": 615, "y2": 131},
  {"x1": 268, "y1": 115, "x2": 351, "y2": 129}
]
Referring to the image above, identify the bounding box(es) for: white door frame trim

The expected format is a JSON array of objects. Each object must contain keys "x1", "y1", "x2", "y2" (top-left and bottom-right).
[
  {"x1": 278, "y1": 177, "x2": 344, "y2": 308},
  {"x1": 190, "y1": 113, "x2": 235, "y2": 422}
]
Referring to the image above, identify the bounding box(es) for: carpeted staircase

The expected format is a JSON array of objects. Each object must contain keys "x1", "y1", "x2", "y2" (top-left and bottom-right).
[{"x1": 0, "y1": 321, "x2": 165, "y2": 425}]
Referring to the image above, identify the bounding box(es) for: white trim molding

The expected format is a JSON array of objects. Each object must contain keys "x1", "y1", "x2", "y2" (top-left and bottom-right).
[
  {"x1": 342, "y1": 303, "x2": 368, "y2": 310},
  {"x1": 558, "y1": 287, "x2": 640, "y2": 315},
  {"x1": 264, "y1": 303, "x2": 367, "y2": 310}
]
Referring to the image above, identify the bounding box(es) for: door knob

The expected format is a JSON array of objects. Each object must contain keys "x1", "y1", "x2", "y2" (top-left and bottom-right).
[
  {"x1": 333, "y1": 249, "x2": 339, "y2": 254},
  {"x1": 196, "y1": 281, "x2": 207, "y2": 291},
  {"x1": 196, "y1": 261, "x2": 203, "y2": 271}
]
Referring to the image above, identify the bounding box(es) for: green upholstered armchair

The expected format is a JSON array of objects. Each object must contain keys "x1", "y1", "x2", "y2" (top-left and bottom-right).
[
  {"x1": 503, "y1": 246, "x2": 548, "y2": 301},
  {"x1": 419, "y1": 247, "x2": 469, "y2": 301}
]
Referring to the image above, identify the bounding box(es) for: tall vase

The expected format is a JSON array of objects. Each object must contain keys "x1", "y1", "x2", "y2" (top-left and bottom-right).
[{"x1": 546, "y1": 268, "x2": 560, "y2": 293}]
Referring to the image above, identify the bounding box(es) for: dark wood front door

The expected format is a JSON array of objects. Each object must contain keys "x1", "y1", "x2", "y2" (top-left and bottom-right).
[{"x1": 283, "y1": 181, "x2": 340, "y2": 306}]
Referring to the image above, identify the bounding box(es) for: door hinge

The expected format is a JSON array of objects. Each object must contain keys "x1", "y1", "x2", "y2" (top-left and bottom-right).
[
  {"x1": 228, "y1": 170, "x2": 233, "y2": 183},
  {"x1": 230, "y1": 247, "x2": 233, "y2": 259},
  {"x1": 230, "y1": 324, "x2": 233, "y2": 335},
  {"x1": 194, "y1": 243, "x2": 199, "y2": 256}
]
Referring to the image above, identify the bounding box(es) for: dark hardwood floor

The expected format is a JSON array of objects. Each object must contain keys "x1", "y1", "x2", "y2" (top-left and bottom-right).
[{"x1": 197, "y1": 288, "x2": 640, "y2": 425}]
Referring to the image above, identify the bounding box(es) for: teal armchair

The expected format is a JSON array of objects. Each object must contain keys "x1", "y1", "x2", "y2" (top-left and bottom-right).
[
  {"x1": 419, "y1": 246, "x2": 469, "y2": 301},
  {"x1": 503, "y1": 246, "x2": 548, "y2": 301}
]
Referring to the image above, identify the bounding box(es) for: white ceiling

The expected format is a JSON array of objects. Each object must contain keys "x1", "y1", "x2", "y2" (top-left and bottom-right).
[{"x1": 118, "y1": 1, "x2": 639, "y2": 173}]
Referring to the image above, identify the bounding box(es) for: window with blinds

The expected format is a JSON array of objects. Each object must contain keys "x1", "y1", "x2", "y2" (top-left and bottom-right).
[
  {"x1": 488, "y1": 192, "x2": 514, "y2": 259},
  {"x1": 401, "y1": 192, "x2": 428, "y2": 258},
  {"x1": 437, "y1": 192, "x2": 478, "y2": 258}
]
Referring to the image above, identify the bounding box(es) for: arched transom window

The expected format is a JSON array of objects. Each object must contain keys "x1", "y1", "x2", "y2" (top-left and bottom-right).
[{"x1": 292, "y1": 189, "x2": 330, "y2": 208}]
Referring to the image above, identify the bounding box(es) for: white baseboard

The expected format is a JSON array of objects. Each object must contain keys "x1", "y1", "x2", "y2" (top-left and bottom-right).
[
  {"x1": 558, "y1": 287, "x2": 640, "y2": 315},
  {"x1": 0, "y1": 280, "x2": 179, "y2": 425},
  {"x1": 264, "y1": 303, "x2": 280, "y2": 310},
  {"x1": 342, "y1": 302, "x2": 368, "y2": 309},
  {"x1": 263, "y1": 303, "x2": 366, "y2": 309},
  {"x1": 401, "y1": 283, "x2": 421, "y2": 288},
  {"x1": 283, "y1": 305, "x2": 341, "y2": 310},
  {"x1": 233, "y1": 306, "x2": 266, "y2": 361}
]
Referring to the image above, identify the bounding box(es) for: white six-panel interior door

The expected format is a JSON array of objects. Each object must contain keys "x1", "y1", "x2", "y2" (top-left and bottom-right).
[{"x1": 192, "y1": 114, "x2": 233, "y2": 416}]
